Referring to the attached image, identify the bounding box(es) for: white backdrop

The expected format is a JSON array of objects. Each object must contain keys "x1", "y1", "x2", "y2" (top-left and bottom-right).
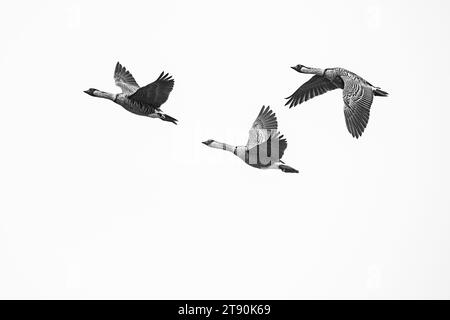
[{"x1": 0, "y1": 0, "x2": 449, "y2": 299}]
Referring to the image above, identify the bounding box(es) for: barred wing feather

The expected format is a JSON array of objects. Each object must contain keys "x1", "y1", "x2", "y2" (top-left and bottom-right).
[
  {"x1": 114, "y1": 62, "x2": 140, "y2": 95},
  {"x1": 342, "y1": 76, "x2": 374, "y2": 138},
  {"x1": 246, "y1": 106, "x2": 278, "y2": 149}
]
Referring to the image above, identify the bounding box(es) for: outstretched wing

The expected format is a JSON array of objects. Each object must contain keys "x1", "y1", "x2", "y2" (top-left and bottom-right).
[
  {"x1": 114, "y1": 62, "x2": 140, "y2": 95},
  {"x1": 246, "y1": 131, "x2": 288, "y2": 167},
  {"x1": 128, "y1": 72, "x2": 174, "y2": 109},
  {"x1": 285, "y1": 75, "x2": 341, "y2": 108},
  {"x1": 246, "y1": 106, "x2": 278, "y2": 149},
  {"x1": 342, "y1": 76, "x2": 374, "y2": 139}
]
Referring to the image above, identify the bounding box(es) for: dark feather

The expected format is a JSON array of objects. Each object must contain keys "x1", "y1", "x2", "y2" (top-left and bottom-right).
[
  {"x1": 129, "y1": 72, "x2": 174, "y2": 108},
  {"x1": 246, "y1": 132, "x2": 287, "y2": 168},
  {"x1": 285, "y1": 75, "x2": 341, "y2": 108}
]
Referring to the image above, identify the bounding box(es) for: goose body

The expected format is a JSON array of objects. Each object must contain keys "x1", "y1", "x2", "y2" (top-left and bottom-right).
[
  {"x1": 286, "y1": 65, "x2": 388, "y2": 138},
  {"x1": 202, "y1": 106, "x2": 299, "y2": 173},
  {"x1": 84, "y1": 62, "x2": 177, "y2": 124}
]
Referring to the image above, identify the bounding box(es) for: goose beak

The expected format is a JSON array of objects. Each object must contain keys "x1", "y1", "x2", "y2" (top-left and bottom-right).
[
  {"x1": 291, "y1": 66, "x2": 297, "y2": 70},
  {"x1": 83, "y1": 90, "x2": 89, "y2": 94},
  {"x1": 202, "y1": 141, "x2": 209, "y2": 145}
]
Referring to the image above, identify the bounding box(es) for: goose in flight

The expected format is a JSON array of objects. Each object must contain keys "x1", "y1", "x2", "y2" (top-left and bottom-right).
[
  {"x1": 202, "y1": 106, "x2": 299, "y2": 173},
  {"x1": 285, "y1": 65, "x2": 388, "y2": 138},
  {"x1": 84, "y1": 62, "x2": 177, "y2": 124}
]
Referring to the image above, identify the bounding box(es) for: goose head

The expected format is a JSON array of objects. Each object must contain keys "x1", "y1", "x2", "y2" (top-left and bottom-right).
[
  {"x1": 202, "y1": 139, "x2": 215, "y2": 146},
  {"x1": 83, "y1": 88, "x2": 98, "y2": 96},
  {"x1": 291, "y1": 64, "x2": 305, "y2": 72}
]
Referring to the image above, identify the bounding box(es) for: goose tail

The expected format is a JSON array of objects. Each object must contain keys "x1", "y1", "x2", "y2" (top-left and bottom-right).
[
  {"x1": 278, "y1": 164, "x2": 299, "y2": 173},
  {"x1": 373, "y1": 88, "x2": 388, "y2": 97},
  {"x1": 160, "y1": 113, "x2": 178, "y2": 125}
]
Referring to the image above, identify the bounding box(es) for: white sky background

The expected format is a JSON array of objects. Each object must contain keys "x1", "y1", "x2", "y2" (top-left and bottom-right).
[{"x1": 0, "y1": 0, "x2": 449, "y2": 299}]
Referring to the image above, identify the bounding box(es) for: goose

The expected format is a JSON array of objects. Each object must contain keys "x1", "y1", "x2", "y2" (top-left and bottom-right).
[
  {"x1": 285, "y1": 65, "x2": 388, "y2": 138},
  {"x1": 202, "y1": 106, "x2": 299, "y2": 173},
  {"x1": 84, "y1": 62, "x2": 177, "y2": 124}
]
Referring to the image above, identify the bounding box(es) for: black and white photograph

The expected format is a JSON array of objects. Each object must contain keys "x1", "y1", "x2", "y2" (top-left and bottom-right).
[{"x1": 0, "y1": 0, "x2": 449, "y2": 304}]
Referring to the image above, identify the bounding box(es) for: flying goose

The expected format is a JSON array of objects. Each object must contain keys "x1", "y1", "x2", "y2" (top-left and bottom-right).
[
  {"x1": 285, "y1": 65, "x2": 388, "y2": 138},
  {"x1": 202, "y1": 106, "x2": 299, "y2": 173},
  {"x1": 84, "y1": 62, "x2": 177, "y2": 124}
]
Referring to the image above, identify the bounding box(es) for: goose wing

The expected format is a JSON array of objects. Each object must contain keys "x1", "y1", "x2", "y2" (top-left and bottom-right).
[
  {"x1": 246, "y1": 106, "x2": 278, "y2": 149},
  {"x1": 246, "y1": 131, "x2": 288, "y2": 166},
  {"x1": 128, "y1": 72, "x2": 174, "y2": 109},
  {"x1": 114, "y1": 62, "x2": 140, "y2": 95},
  {"x1": 285, "y1": 75, "x2": 340, "y2": 108},
  {"x1": 342, "y1": 76, "x2": 374, "y2": 138}
]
